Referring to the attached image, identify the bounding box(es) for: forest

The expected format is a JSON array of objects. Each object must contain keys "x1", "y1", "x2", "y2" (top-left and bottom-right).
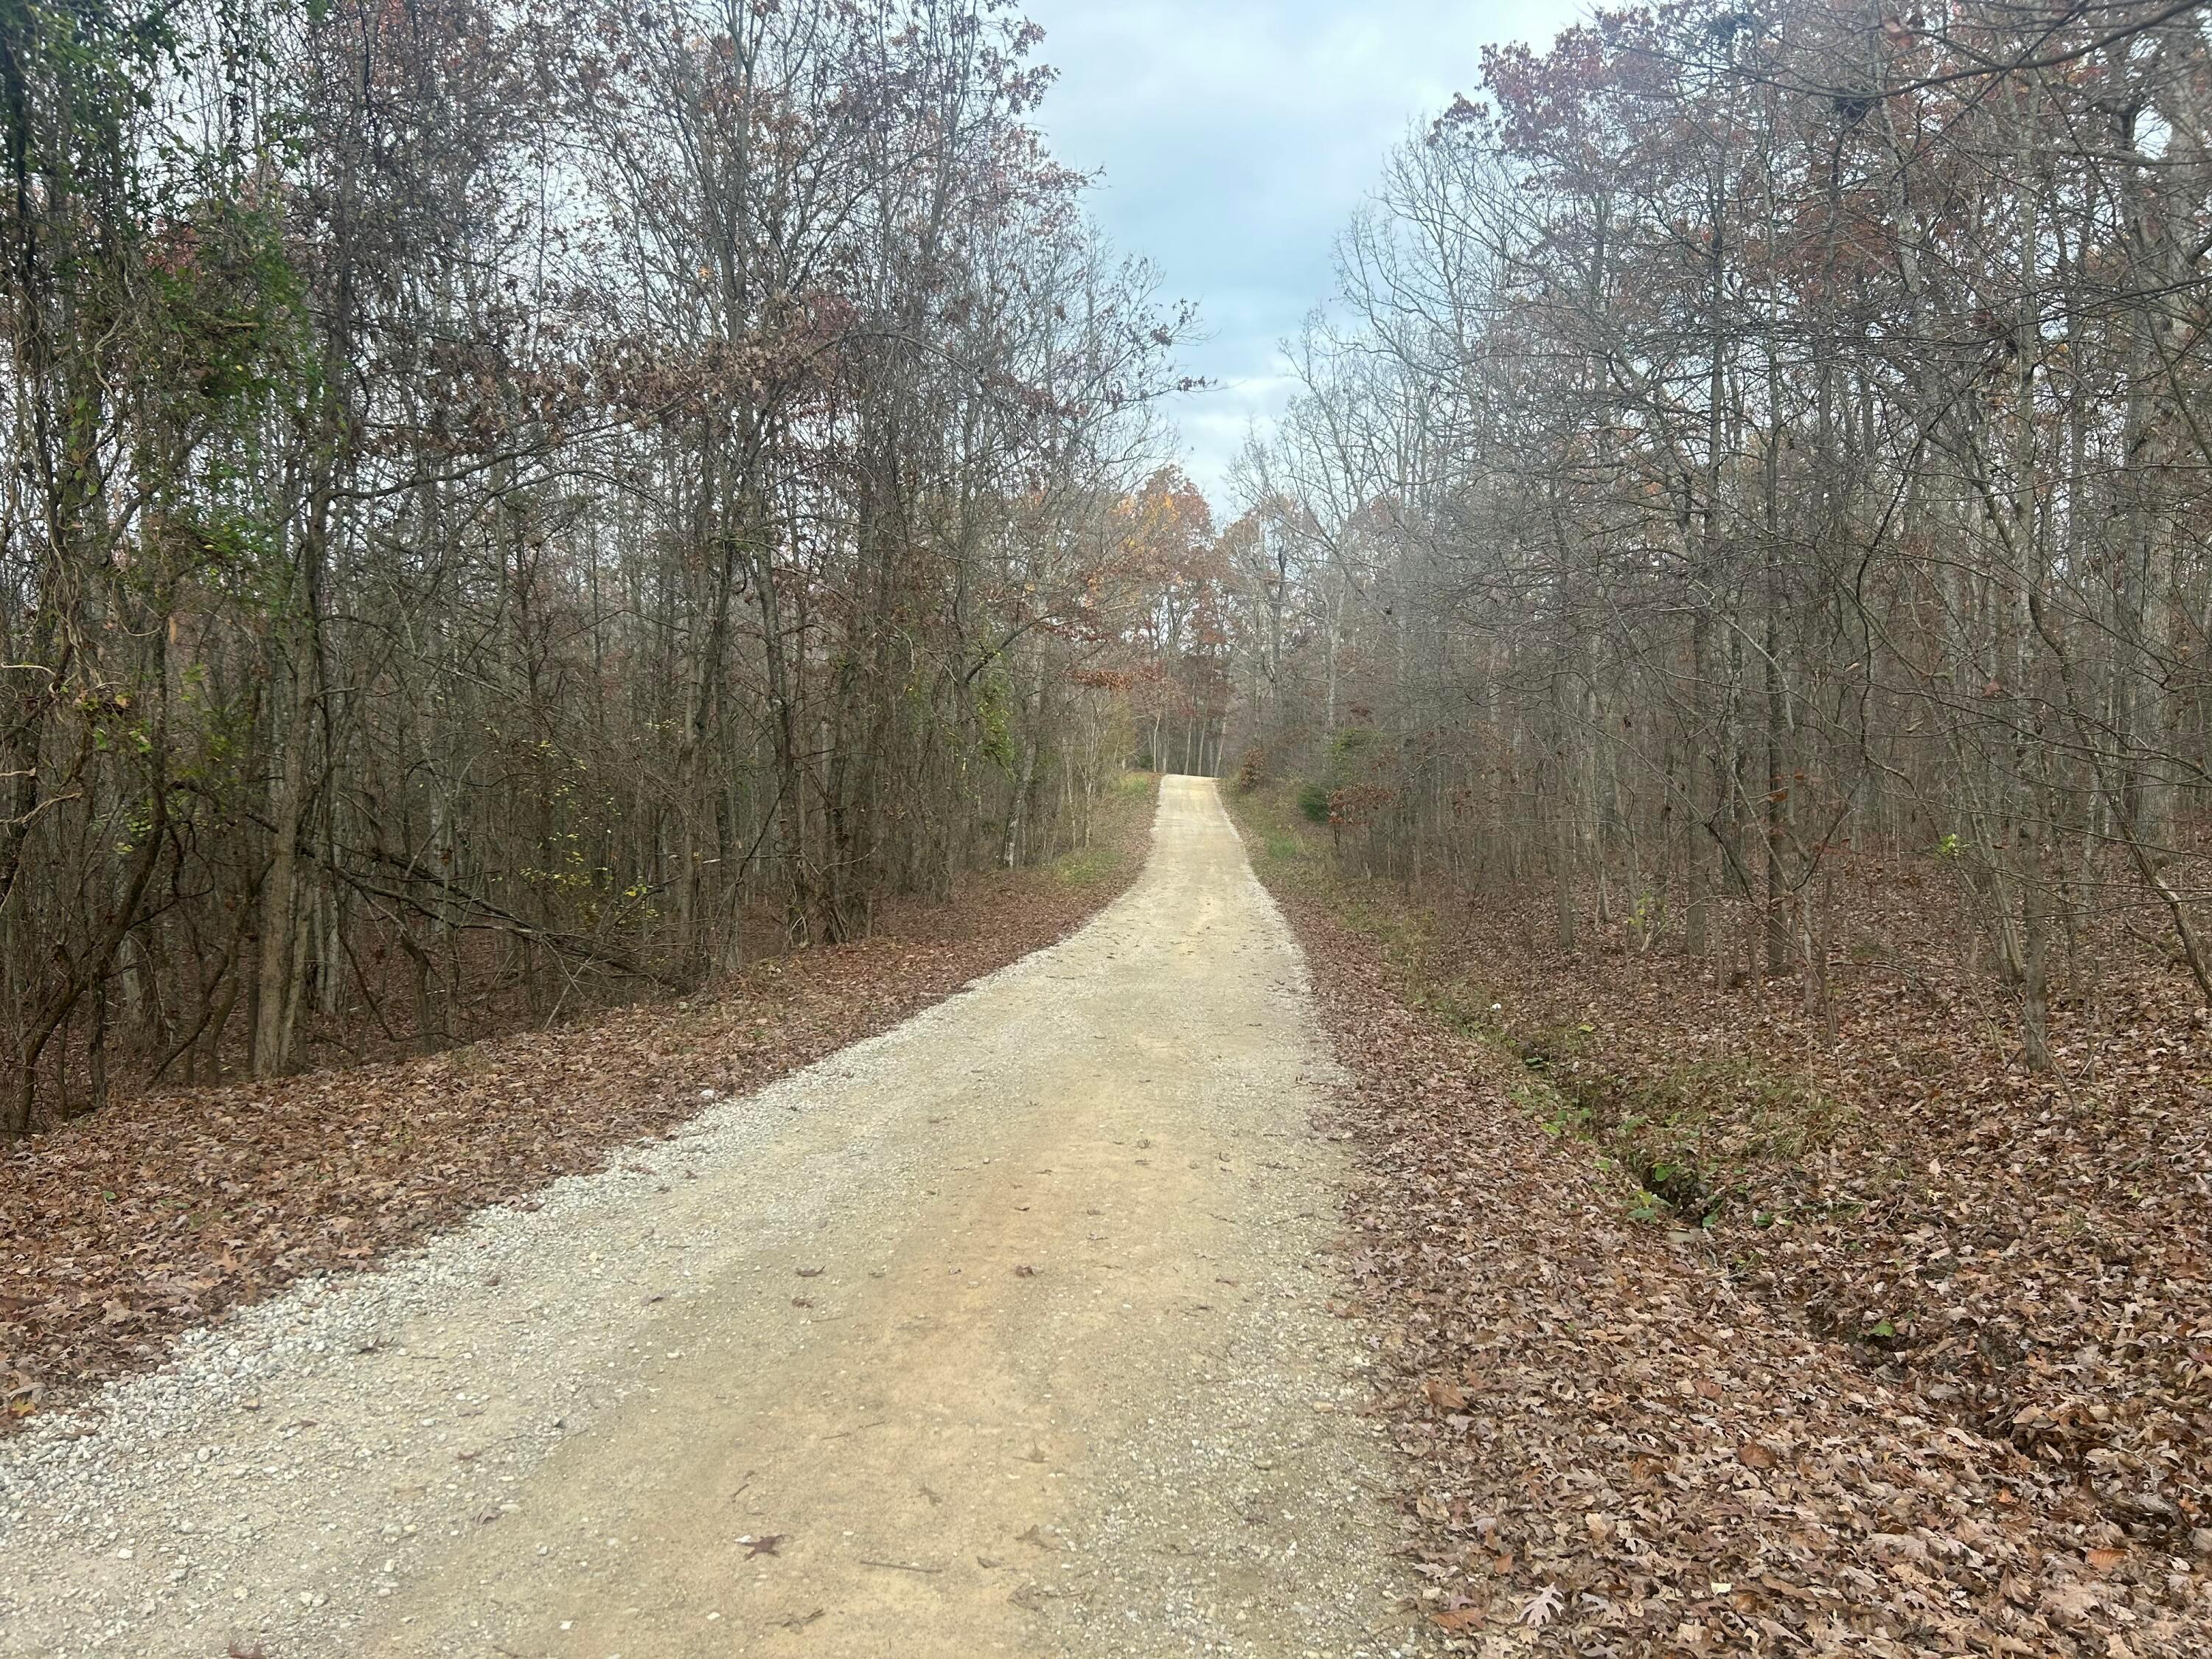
[
  {"x1": 1175, "y1": 0, "x2": 2212, "y2": 1068},
  {"x1": 42, "y1": 0, "x2": 2209, "y2": 1127},
  {"x1": 1184, "y1": 0, "x2": 2212, "y2": 1641},
  {"x1": 0, "y1": 0, "x2": 1219, "y2": 1130},
  {"x1": 5, "y1": 0, "x2": 2212, "y2": 1650}
]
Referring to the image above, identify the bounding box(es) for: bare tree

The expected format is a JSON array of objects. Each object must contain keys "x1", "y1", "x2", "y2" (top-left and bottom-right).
[{"x1": 1225, "y1": 0, "x2": 2212, "y2": 1065}]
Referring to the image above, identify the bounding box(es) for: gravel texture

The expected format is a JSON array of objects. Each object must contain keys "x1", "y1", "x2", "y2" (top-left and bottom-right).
[{"x1": 0, "y1": 776, "x2": 1424, "y2": 1658}]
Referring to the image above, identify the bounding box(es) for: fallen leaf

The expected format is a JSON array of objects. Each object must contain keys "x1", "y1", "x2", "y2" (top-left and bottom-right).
[
  {"x1": 1518, "y1": 1584, "x2": 1563, "y2": 1627},
  {"x1": 0, "y1": 808, "x2": 1155, "y2": 1449}
]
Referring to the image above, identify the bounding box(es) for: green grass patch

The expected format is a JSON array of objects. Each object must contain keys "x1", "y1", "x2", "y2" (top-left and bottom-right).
[
  {"x1": 1545, "y1": 1054, "x2": 1854, "y2": 1224},
  {"x1": 1050, "y1": 846, "x2": 1119, "y2": 886},
  {"x1": 1228, "y1": 783, "x2": 1332, "y2": 883}
]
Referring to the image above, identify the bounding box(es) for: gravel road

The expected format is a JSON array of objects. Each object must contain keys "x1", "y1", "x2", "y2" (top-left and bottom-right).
[{"x1": 0, "y1": 776, "x2": 1422, "y2": 1658}]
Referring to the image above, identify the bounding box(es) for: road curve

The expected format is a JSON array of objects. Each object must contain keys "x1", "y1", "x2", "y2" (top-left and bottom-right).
[{"x1": 0, "y1": 776, "x2": 1417, "y2": 1658}]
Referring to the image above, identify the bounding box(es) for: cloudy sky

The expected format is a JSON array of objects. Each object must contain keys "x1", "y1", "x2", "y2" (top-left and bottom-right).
[{"x1": 1019, "y1": 0, "x2": 1587, "y2": 509}]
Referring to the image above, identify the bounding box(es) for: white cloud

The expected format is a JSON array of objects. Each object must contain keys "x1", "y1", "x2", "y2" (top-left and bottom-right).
[{"x1": 1021, "y1": 0, "x2": 1587, "y2": 505}]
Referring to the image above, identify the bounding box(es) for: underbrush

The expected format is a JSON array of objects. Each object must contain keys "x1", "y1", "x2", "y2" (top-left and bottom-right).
[
  {"x1": 1233, "y1": 782, "x2": 2212, "y2": 1548},
  {"x1": 0, "y1": 774, "x2": 1162, "y2": 1427},
  {"x1": 1048, "y1": 847, "x2": 1119, "y2": 886},
  {"x1": 1249, "y1": 844, "x2": 2208, "y2": 1652},
  {"x1": 1046, "y1": 774, "x2": 1160, "y2": 888}
]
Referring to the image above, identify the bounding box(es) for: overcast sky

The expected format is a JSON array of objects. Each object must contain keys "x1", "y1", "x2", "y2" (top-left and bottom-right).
[{"x1": 1018, "y1": 0, "x2": 1587, "y2": 511}]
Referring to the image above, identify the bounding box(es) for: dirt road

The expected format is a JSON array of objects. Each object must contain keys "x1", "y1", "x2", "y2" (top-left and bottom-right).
[{"x1": 0, "y1": 777, "x2": 1419, "y2": 1658}]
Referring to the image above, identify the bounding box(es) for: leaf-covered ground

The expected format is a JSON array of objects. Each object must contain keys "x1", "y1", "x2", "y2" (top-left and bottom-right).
[
  {"x1": 1235, "y1": 793, "x2": 2211, "y2": 1656},
  {"x1": 0, "y1": 782, "x2": 1156, "y2": 1429}
]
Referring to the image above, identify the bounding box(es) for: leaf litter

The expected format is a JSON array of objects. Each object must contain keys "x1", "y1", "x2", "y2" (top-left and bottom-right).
[
  {"x1": 0, "y1": 794, "x2": 1153, "y2": 1430},
  {"x1": 1265, "y1": 877, "x2": 2212, "y2": 1656}
]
